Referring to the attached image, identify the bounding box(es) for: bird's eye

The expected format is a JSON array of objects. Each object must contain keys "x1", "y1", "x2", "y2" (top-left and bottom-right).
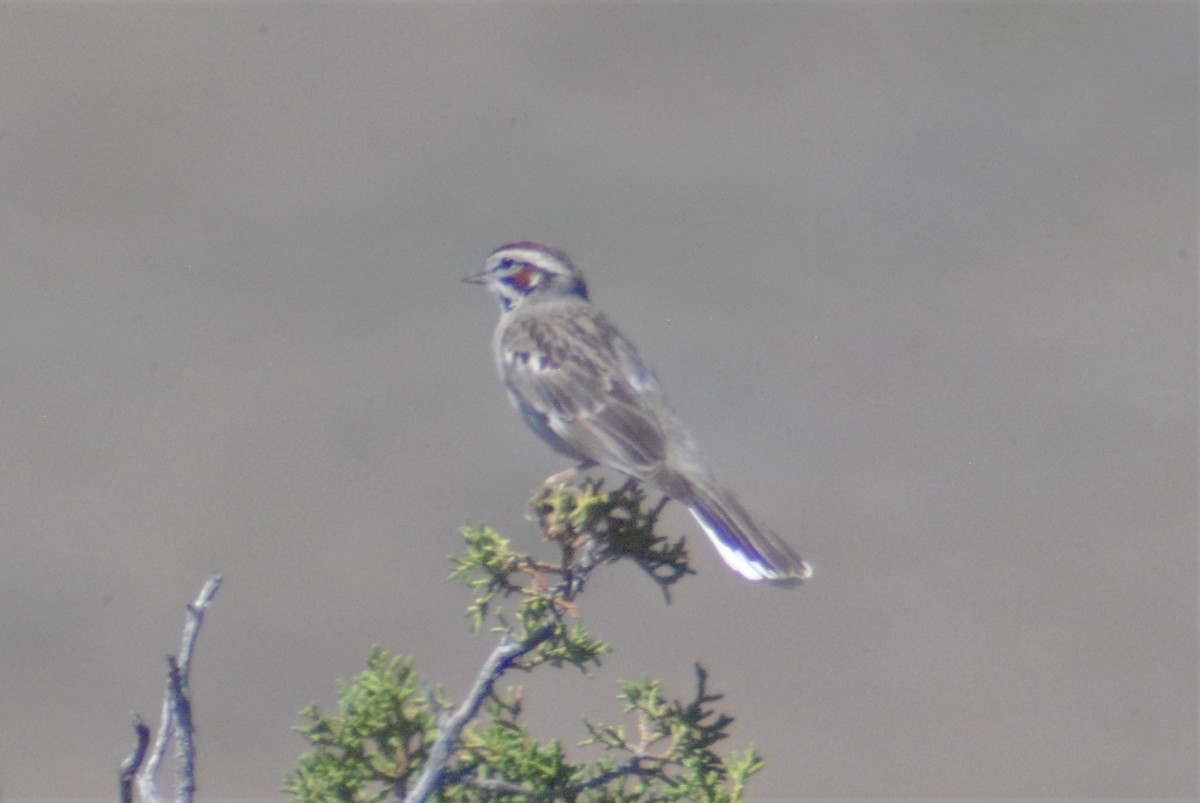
[{"x1": 499, "y1": 258, "x2": 515, "y2": 271}]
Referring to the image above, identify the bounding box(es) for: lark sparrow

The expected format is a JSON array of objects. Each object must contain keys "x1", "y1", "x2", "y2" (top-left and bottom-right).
[{"x1": 465, "y1": 242, "x2": 811, "y2": 586}]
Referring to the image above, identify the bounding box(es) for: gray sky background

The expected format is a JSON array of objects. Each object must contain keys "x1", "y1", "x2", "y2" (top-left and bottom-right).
[{"x1": 0, "y1": 5, "x2": 1195, "y2": 801}]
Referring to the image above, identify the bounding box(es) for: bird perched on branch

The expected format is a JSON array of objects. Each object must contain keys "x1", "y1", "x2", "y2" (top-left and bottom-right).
[{"x1": 466, "y1": 241, "x2": 811, "y2": 586}]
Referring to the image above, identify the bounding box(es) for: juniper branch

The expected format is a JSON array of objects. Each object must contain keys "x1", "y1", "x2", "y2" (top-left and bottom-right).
[{"x1": 401, "y1": 625, "x2": 555, "y2": 802}]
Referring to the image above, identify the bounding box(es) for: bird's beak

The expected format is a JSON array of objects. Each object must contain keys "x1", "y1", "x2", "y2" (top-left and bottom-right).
[{"x1": 462, "y1": 270, "x2": 489, "y2": 285}]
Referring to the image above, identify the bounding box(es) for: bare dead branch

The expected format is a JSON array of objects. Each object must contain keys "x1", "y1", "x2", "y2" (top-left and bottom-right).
[
  {"x1": 119, "y1": 715, "x2": 150, "y2": 803},
  {"x1": 128, "y1": 574, "x2": 222, "y2": 803},
  {"x1": 168, "y1": 655, "x2": 196, "y2": 803}
]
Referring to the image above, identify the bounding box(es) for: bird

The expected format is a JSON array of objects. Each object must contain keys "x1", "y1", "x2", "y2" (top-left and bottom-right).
[{"x1": 465, "y1": 241, "x2": 811, "y2": 586}]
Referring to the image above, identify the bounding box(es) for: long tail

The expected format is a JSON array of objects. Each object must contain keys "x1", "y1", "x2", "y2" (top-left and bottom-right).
[{"x1": 685, "y1": 482, "x2": 812, "y2": 586}]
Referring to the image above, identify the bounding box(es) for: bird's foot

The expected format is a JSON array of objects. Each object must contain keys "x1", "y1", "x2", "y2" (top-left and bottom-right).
[{"x1": 541, "y1": 460, "x2": 598, "y2": 488}]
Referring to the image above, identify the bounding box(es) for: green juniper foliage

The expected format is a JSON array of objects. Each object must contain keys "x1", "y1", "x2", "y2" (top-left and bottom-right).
[{"x1": 284, "y1": 480, "x2": 766, "y2": 802}]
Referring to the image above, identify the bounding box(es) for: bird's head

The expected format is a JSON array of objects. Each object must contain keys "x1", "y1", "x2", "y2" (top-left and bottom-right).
[{"x1": 465, "y1": 242, "x2": 589, "y2": 312}]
